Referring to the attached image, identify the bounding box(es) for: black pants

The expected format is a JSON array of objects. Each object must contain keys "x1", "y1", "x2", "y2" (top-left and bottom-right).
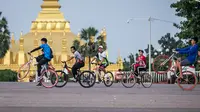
[
  {"x1": 36, "y1": 55, "x2": 50, "y2": 77},
  {"x1": 72, "y1": 62, "x2": 85, "y2": 79}
]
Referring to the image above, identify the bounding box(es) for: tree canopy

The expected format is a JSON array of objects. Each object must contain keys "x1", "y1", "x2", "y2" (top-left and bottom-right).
[{"x1": 0, "y1": 12, "x2": 10, "y2": 58}]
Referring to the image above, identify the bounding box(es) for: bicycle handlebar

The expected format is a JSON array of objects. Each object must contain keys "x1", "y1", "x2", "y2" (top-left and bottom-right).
[
  {"x1": 27, "y1": 52, "x2": 34, "y2": 59},
  {"x1": 61, "y1": 61, "x2": 67, "y2": 63}
]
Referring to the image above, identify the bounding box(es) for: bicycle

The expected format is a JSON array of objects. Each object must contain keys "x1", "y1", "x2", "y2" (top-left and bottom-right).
[
  {"x1": 51, "y1": 61, "x2": 96, "y2": 88},
  {"x1": 17, "y1": 53, "x2": 58, "y2": 88},
  {"x1": 91, "y1": 63, "x2": 114, "y2": 87},
  {"x1": 121, "y1": 63, "x2": 152, "y2": 88},
  {"x1": 152, "y1": 51, "x2": 197, "y2": 90}
]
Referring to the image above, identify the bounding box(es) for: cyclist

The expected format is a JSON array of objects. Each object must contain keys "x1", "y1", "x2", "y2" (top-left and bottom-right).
[
  {"x1": 28, "y1": 38, "x2": 53, "y2": 86},
  {"x1": 132, "y1": 50, "x2": 146, "y2": 77},
  {"x1": 92, "y1": 46, "x2": 109, "y2": 73},
  {"x1": 175, "y1": 37, "x2": 198, "y2": 78},
  {"x1": 67, "y1": 46, "x2": 85, "y2": 82}
]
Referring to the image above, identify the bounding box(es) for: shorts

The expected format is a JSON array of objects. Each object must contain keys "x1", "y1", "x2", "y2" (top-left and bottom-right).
[{"x1": 180, "y1": 59, "x2": 191, "y2": 66}]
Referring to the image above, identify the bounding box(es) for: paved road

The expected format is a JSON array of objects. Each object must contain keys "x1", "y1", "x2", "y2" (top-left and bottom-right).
[{"x1": 0, "y1": 82, "x2": 200, "y2": 112}]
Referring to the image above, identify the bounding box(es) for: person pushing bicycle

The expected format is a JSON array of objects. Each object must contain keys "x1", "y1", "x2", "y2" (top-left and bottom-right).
[
  {"x1": 67, "y1": 46, "x2": 85, "y2": 82},
  {"x1": 175, "y1": 37, "x2": 198, "y2": 79},
  {"x1": 28, "y1": 38, "x2": 53, "y2": 86}
]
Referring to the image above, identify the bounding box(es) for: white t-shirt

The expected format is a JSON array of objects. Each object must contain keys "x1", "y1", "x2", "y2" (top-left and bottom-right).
[
  {"x1": 74, "y1": 51, "x2": 83, "y2": 62},
  {"x1": 96, "y1": 51, "x2": 107, "y2": 61}
]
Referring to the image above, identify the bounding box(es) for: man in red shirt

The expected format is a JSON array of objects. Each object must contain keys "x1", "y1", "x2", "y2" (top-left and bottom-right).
[{"x1": 133, "y1": 50, "x2": 146, "y2": 75}]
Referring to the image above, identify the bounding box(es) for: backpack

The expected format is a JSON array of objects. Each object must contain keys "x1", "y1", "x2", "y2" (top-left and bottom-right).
[{"x1": 50, "y1": 48, "x2": 54, "y2": 59}]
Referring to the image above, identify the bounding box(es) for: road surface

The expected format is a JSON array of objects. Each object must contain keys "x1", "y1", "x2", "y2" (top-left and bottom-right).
[{"x1": 0, "y1": 82, "x2": 199, "y2": 112}]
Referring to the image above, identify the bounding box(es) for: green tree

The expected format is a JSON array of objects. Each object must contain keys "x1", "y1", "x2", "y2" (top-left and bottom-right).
[
  {"x1": 171, "y1": 0, "x2": 200, "y2": 70},
  {"x1": 144, "y1": 44, "x2": 158, "y2": 70},
  {"x1": 73, "y1": 27, "x2": 107, "y2": 70},
  {"x1": 122, "y1": 53, "x2": 135, "y2": 71},
  {"x1": 171, "y1": 0, "x2": 200, "y2": 40},
  {"x1": 158, "y1": 33, "x2": 184, "y2": 56},
  {"x1": 128, "y1": 53, "x2": 135, "y2": 65},
  {"x1": 0, "y1": 12, "x2": 10, "y2": 58},
  {"x1": 123, "y1": 58, "x2": 130, "y2": 71},
  {"x1": 144, "y1": 44, "x2": 158, "y2": 58}
]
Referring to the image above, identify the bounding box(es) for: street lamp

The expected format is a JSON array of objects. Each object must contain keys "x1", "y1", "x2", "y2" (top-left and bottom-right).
[{"x1": 127, "y1": 17, "x2": 176, "y2": 75}]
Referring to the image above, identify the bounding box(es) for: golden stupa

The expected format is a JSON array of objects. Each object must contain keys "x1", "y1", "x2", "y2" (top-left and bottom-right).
[{"x1": 0, "y1": 0, "x2": 123, "y2": 82}]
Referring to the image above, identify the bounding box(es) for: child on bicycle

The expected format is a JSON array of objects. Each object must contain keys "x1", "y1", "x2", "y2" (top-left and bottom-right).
[
  {"x1": 132, "y1": 50, "x2": 146, "y2": 77},
  {"x1": 175, "y1": 37, "x2": 198, "y2": 79},
  {"x1": 28, "y1": 38, "x2": 53, "y2": 86},
  {"x1": 67, "y1": 46, "x2": 85, "y2": 82}
]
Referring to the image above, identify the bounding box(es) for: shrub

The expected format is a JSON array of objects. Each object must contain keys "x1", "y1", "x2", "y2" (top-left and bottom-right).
[{"x1": 0, "y1": 69, "x2": 17, "y2": 82}]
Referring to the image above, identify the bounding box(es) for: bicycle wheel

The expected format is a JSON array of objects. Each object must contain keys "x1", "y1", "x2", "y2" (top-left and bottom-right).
[
  {"x1": 17, "y1": 63, "x2": 30, "y2": 80},
  {"x1": 177, "y1": 71, "x2": 197, "y2": 91},
  {"x1": 51, "y1": 70, "x2": 68, "y2": 88},
  {"x1": 153, "y1": 55, "x2": 172, "y2": 74},
  {"x1": 40, "y1": 69, "x2": 58, "y2": 88},
  {"x1": 78, "y1": 71, "x2": 95, "y2": 88},
  {"x1": 121, "y1": 72, "x2": 136, "y2": 88},
  {"x1": 141, "y1": 73, "x2": 152, "y2": 88},
  {"x1": 103, "y1": 71, "x2": 114, "y2": 87}
]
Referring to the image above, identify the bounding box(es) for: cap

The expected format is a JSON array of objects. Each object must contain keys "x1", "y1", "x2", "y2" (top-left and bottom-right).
[
  {"x1": 98, "y1": 46, "x2": 103, "y2": 49},
  {"x1": 138, "y1": 49, "x2": 144, "y2": 53}
]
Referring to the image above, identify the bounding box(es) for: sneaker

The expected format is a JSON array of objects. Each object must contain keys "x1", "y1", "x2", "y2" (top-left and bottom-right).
[{"x1": 69, "y1": 77, "x2": 77, "y2": 82}]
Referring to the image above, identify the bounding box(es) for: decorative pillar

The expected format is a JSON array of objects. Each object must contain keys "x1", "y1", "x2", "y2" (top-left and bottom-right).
[
  {"x1": 33, "y1": 36, "x2": 39, "y2": 56},
  {"x1": 3, "y1": 50, "x2": 10, "y2": 65},
  {"x1": 61, "y1": 38, "x2": 67, "y2": 62},
  {"x1": 64, "y1": 21, "x2": 71, "y2": 32},
  {"x1": 100, "y1": 27, "x2": 107, "y2": 42},
  {"x1": 11, "y1": 33, "x2": 15, "y2": 46},
  {"x1": 18, "y1": 32, "x2": 25, "y2": 66}
]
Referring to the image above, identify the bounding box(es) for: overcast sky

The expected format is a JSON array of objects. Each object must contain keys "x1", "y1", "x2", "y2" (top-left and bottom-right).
[{"x1": 0, "y1": 0, "x2": 181, "y2": 62}]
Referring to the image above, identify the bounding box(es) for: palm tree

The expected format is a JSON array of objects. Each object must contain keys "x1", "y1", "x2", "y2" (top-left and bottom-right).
[
  {"x1": 0, "y1": 12, "x2": 10, "y2": 58},
  {"x1": 73, "y1": 27, "x2": 107, "y2": 70}
]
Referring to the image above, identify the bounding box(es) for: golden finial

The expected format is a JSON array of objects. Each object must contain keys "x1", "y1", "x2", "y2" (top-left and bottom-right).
[
  {"x1": 20, "y1": 31, "x2": 23, "y2": 37},
  {"x1": 19, "y1": 37, "x2": 24, "y2": 51}
]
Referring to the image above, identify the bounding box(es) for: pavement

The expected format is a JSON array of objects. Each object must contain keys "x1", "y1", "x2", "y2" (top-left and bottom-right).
[{"x1": 0, "y1": 82, "x2": 200, "y2": 112}]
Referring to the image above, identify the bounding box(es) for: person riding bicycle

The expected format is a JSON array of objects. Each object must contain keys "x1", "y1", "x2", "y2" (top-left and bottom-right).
[
  {"x1": 175, "y1": 37, "x2": 198, "y2": 79},
  {"x1": 67, "y1": 46, "x2": 85, "y2": 82},
  {"x1": 28, "y1": 38, "x2": 53, "y2": 86},
  {"x1": 132, "y1": 50, "x2": 146, "y2": 76},
  {"x1": 91, "y1": 46, "x2": 109, "y2": 73}
]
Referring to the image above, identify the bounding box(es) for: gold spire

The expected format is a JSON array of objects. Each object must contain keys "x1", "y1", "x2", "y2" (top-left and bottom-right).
[
  {"x1": 19, "y1": 38, "x2": 24, "y2": 51},
  {"x1": 11, "y1": 33, "x2": 15, "y2": 44},
  {"x1": 37, "y1": 0, "x2": 64, "y2": 21},
  {"x1": 31, "y1": 0, "x2": 71, "y2": 32},
  {"x1": 100, "y1": 27, "x2": 107, "y2": 41}
]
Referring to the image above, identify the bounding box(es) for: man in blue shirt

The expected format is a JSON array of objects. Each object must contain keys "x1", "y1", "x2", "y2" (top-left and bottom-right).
[
  {"x1": 29, "y1": 38, "x2": 53, "y2": 86},
  {"x1": 175, "y1": 37, "x2": 198, "y2": 78}
]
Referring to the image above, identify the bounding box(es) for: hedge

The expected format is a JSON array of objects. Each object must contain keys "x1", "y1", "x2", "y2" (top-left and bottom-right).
[{"x1": 0, "y1": 69, "x2": 18, "y2": 82}]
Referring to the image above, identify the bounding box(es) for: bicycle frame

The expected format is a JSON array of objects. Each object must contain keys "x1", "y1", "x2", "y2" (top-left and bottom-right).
[
  {"x1": 162, "y1": 53, "x2": 194, "y2": 77},
  {"x1": 92, "y1": 63, "x2": 105, "y2": 80},
  {"x1": 161, "y1": 53, "x2": 176, "y2": 65},
  {"x1": 61, "y1": 61, "x2": 74, "y2": 77}
]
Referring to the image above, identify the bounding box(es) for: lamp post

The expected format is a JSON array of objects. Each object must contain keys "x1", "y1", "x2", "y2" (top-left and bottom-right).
[{"x1": 127, "y1": 17, "x2": 176, "y2": 75}]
